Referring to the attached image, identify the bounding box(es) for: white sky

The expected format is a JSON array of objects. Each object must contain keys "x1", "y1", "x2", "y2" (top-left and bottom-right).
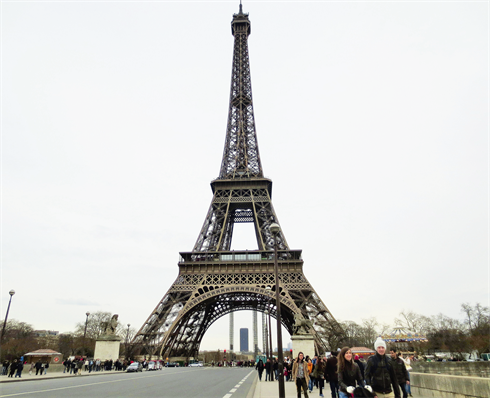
[{"x1": 2, "y1": 0, "x2": 488, "y2": 352}]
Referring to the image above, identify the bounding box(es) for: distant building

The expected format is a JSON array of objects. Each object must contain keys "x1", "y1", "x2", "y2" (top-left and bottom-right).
[{"x1": 240, "y1": 328, "x2": 249, "y2": 352}]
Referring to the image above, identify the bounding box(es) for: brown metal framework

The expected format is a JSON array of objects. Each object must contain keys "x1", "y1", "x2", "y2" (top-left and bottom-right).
[{"x1": 132, "y1": 5, "x2": 343, "y2": 359}]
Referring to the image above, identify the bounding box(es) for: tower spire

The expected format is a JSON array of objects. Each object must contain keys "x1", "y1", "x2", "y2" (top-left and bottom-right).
[{"x1": 220, "y1": 4, "x2": 260, "y2": 179}]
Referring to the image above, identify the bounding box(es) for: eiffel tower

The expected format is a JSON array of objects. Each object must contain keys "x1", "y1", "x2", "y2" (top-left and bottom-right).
[{"x1": 132, "y1": 4, "x2": 343, "y2": 359}]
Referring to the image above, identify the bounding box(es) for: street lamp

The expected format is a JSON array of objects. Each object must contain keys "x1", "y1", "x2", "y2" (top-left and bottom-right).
[
  {"x1": 1, "y1": 290, "x2": 15, "y2": 342},
  {"x1": 126, "y1": 323, "x2": 131, "y2": 359},
  {"x1": 270, "y1": 222, "x2": 285, "y2": 398},
  {"x1": 265, "y1": 286, "x2": 273, "y2": 362},
  {"x1": 83, "y1": 311, "x2": 90, "y2": 356}
]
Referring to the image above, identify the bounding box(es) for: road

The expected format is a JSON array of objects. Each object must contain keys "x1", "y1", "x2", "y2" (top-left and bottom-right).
[{"x1": 0, "y1": 367, "x2": 256, "y2": 398}]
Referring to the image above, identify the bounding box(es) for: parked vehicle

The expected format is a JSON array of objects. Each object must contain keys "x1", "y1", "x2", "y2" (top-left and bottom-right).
[
  {"x1": 165, "y1": 362, "x2": 179, "y2": 367},
  {"x1": 148, "y1": 361, "x2": 162, "y2": 370},
  {"x1": 126, "y1": 362, "x2": 143, "y2": 372},
  {"x1": 188, "y1": 361, "x2": 203, "y2": 367}
]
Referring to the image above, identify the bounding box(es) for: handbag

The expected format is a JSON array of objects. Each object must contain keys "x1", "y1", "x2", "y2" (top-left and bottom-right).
[{"x1": 352, "y1": 386, "x2": 375, "y2": 398}]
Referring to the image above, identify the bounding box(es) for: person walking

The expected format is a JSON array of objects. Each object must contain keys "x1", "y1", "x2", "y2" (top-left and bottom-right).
[
  {"x1": 312, "y1": 356, "x2": 327, "y2": 397},
  {"x1": 29, "y1": 362, "x2": 35, "y2": 375},
  {"x1": 399, "y1": 354, "x2": 413, "y2": 397},
  {"x1": 8, "y1": 359, "x2": 17, "y2": 378},
  {"x1": 43, "y1": 361, "x2": 49, "y2": 375},
  {"x1": 389, "y1": 351, "x2": 409, "y2": 398},
  {"x1": 337, "y1": 347, "x2": 371, "y2": 398},
  {"x1": 354, "y1": 355, "x2": 365, "y2": 379},
  {"x1": 307, "y1": 357, "x2": 314, "y2": 393},
  {"x1": 35, "y1": 360, "x2": 42, "y2": 375},
  {"x1": 77, "y1": 358, "x2": 83, "y2": 375},
  {"x1": 325, "y1": 351, "x2": 339, "y2": 398},
  {"x1": 265, "y1": 358, "x2": 273, "y2": 381},
  {"x1": 2, "y1": 360, "x2": 9, "y2": 375},
  {"x1": 256, "y1": 359, "x2": 265, "y2": 381},
  {"x1": 365, "y1": 338, "x2": 401, "y2": 398},
  {"x1": 292, "y1": 352, "x2": 310, "y2": 398},
  {"x1": 14, "y1": 361, "x2": 24, "y2": 378}
]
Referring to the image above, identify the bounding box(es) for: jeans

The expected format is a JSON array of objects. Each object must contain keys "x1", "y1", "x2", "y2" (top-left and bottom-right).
[
  {"x1": 308, "y1": 377, "x2": 314, "y2": 391},
  {"x1": 406, "y1": 373, "x2": 412, "y2": 395},
  {"x1": 329, "y1": 381, "x2": 339, "y2": 398},
  {"x1": 338, "y1": 392, "x2": 349, "y2": 398}
]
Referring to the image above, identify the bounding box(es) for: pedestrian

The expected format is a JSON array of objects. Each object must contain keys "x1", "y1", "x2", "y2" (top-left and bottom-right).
[
  {"x1": 8, "y1": 359, "x2": 17, "y2": 378},
  {"x1": 77, "y1": 358, "x2": 83, "y2": 375},
  {"x1": 70, "y1": 359, "x2": 76, "y2": 374},
  {"x1": 311, "y1": 356, "x2": 327, "y2": 397},
  {"x1": 292, "y1": 351, "x2": 310, "y2": 398},
  {"x1": 256, "y1": 359, "x2": 265, "y2": 381},
  {"x1": 29, "y1": 362, "x2": 35, "y2": 375},
  {"x1": 273, "y1": 359, "x2": 279, "y2": 380},
  {"x1": 399, "y1": 354, "x2": 413, "y2": 397},
  {"x1": 265, "y1": 358, "x2": 273, "y2": 381},
  {"x1": 44, "y1": 361, "x2": 49, "y2": 375},
  {"x1": 365, "y1": 338, "x2": 401, "y2": 398},
  {"x1": 389, "y1": 351, "x2": 409, "y2": 398},
  {"x1": 15, "y1": 361, "x2": 24, "y2": 378},
  {"x1": 35, "y1": 360, "x2": 42, "y2": 375},
  {"x1": 354, "y1": 355, "x2": 365, "y2": 379},
  {"x1": 325, "y1": 351, "x2": 339, "y2": 398},
  {"x1": 2, "y1": 360, "x2": 9, "y2": 375},
  {"x1": 337, "y1": 347, "x2": 372, "y2": 398},
  {"x1": 307, "y1": 357, "x2": 314, "y2": 393}
]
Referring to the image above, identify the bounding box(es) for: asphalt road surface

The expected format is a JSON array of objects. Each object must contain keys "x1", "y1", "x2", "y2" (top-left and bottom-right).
[{"x1": 0, "y1": 367, "x2": 256, "y2": 398}]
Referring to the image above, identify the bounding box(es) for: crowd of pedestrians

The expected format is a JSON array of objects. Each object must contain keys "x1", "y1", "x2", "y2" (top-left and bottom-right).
[
  {"x1": 255, "y1": 338, "x2": 416, "y2": 398},
  {"x1": 62, "y1": 358, "x2": 131, "y2": 374}
]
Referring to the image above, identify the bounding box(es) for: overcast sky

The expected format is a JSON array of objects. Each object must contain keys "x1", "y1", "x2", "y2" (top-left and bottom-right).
[{"x1": 2, "y1": 0, "x2": 488, "y2": 352}]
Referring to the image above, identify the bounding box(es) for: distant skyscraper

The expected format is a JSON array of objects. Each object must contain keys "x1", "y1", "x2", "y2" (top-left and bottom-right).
[{"x1": 240, "y1": 328, "x2": 249, "y2": 352}]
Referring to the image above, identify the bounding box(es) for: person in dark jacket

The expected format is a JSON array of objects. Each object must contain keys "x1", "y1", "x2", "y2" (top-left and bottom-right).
[
  {"x1": 35, "y1": 360, "x2": 42, "y2": 376},
  {"x1": 390, "y1": 351, "x2": 409, "y2": 398},
  {"x1": 265, "y1": 358, "x2": 273, "y2": 381},
  {"x1": 325, "y1": 351, "x2": 339, "y2": 398},
  {"x1": 354, "y1": 355, "x2": 365, "y2": 379},
  {"x1": 337, "y1": 347, "x2": 370, "y2": 398},
  {"x1": 311, "y1": 356, "x2": 327, "y2": 397},
  {"x1": 14, "y1": 361, "x2": 24, "y2": 378},
  {"x1": 365, "y1": 338, "x2": 401, "y2": 398},
  {"x1": 8, "y1": 359, "x2": 17, "y2": 378},
  {"x1": 256, "y1": 359, "x2": 265, "y2": 381}
]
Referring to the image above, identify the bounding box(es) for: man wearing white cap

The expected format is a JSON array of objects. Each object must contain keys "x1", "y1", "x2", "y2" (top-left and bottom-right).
[{"x1": 364, "y1": 337, "x2": 401, "y2": 398}]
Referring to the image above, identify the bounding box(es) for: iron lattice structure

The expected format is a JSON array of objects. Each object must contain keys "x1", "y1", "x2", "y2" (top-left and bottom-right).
[{"x1": 132, "y1": 5, "x2": 344, "y2": 359}]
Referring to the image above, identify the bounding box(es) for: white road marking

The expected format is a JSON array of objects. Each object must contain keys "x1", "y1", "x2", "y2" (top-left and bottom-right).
[{"x1": 221, "y1": 369, "x2": 254, "y2": 398}]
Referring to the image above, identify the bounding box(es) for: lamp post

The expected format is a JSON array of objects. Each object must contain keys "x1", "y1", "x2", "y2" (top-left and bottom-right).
[
  {"x1": 83, "y1": 312, "x2": 90, "y2": 356},
  {"x1": 1, "y1": 290, "x2": 15, "y2": 342},
  {"x1": 270, "y1": 222, "x2": 285, "y2": 398},
  {"x1": 125, "y1": 323, "x2": 131, "y2": 359},
  {"x1": 264, "y1": 309, "x2": 270, "y2": 360},
  {"x1": 265, "y1": 286, "x2": 273, "y2": 362}
]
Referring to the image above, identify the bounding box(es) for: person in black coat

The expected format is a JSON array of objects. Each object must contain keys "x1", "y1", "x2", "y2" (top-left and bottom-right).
[
  {"x1": 265, "y1": 358, "x2": 273, "y2": 381},
  {"x1": 256, "y1": 359, "x2": 265, "y2": 381},
  {"x1": 354, "y1": 355, "x2": 365, "y2": 379},
  {"x1": 8, "y1": 359, "x2": 17, "y2": 378}
]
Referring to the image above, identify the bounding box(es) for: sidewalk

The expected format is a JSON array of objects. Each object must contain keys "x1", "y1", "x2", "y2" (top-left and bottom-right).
[
  {"x1": 252, "y1": 379, "x2": 434, "y2": 398},
  {"x1": 252, "y1": 379, "x2": 300, "y2": 398},
  {"x1": 0, "y1": 370, "x2": 126, "y2": 383}
]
